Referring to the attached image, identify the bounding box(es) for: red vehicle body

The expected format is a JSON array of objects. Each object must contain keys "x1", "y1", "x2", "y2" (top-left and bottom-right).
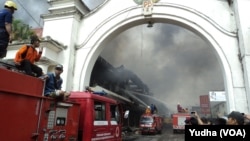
[
  {"x1": 69, "y1": 92, "x2": 123, "y2": 141},
  {"x1": 139, "y1": 113, "x2": 163, "y2": 135},
  {"x1": 0, "y1": 66, "x2": 124, "y2": 141},
  {"x1": 172, "y1": 113, "x2": 191, "y2": 133}
]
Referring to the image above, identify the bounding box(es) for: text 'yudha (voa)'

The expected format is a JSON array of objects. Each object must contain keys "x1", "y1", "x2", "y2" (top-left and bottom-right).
[{"x1": 185, "y1": 125, "x2": 250, "y2": 140}]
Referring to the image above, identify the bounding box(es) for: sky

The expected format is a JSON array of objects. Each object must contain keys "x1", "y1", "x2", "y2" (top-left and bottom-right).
[
  {"x1": 0, "y1": 0, "x2": 103, "y2": 28},
  {"x1": 2, "y1": 0, "x2": 225, "y2": 113},
  {"x1": 0, "y1": 0, "x2": 50, "y2": 28}
]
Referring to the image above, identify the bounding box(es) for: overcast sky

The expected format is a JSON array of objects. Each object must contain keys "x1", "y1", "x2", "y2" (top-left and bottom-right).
[
  {"x1": 0, "y1": 0, "x2": 49, "y2": 28},
  {"x1": 0, "y1": 0, "x2": 103, "y2": 28},
  {"x1": 2, "y1": 0, "x2": 224, "y2": 112}
]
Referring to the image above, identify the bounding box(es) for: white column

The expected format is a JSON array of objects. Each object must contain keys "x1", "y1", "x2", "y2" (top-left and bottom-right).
[
  {"x1": 41, "y1": 0, "x2": 88, "y2": 91},
  {"x1": 233, "y1": 0, "x2": 250, "y2": 112}
]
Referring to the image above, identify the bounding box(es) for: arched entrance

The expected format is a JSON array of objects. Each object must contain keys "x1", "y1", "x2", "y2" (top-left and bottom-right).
[{"x1": 42, "y1": 1, "x2": 248, "y2": 113}]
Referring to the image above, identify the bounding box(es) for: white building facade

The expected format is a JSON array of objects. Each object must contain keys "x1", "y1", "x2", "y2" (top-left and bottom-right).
[{"x1": 5, "y1": 0, "x2": 250, "y2": 113}]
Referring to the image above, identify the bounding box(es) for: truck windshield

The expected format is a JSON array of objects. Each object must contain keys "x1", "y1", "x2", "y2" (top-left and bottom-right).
[{"x1": 140, "y1": 116, "x2": 153, "y2": 123}]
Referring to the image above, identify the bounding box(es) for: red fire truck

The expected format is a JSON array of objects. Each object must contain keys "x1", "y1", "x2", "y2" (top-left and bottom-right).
[
  {"x1": 172, "y1": 113, "x2": 190, "y2": 133},
  {"x1": 0, "y1": 63, "x2": 126, "y2": 141},
  {"x1": 172, "y1": 104, "x2": 191, "y2": 133},
  {"x1": 139, "y1": 108, "x2": 163, "y2": 135}
]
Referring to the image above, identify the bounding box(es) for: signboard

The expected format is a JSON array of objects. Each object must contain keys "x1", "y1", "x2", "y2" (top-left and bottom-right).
[
  {"x1": 200, "y1": 95, "x2": 210, "y2": 114},
  {"x1": 209, "y1": 91, "x2": 226, "y2": 102}
]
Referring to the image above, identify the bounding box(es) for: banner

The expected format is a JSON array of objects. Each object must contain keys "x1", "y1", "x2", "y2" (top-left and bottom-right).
[
  {"x1": 209, "y1": 91, "x2": 226, "y2": 102},
  {"x1": 200, "y1": 95, "x2": 210, "y2": 114}
]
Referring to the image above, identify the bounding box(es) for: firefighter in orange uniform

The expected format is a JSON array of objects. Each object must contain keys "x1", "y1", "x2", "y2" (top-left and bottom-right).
[
  {"x1": 145, "y1": 106, "x2": 151, "y2": 114},
  {"x1": 14, "y1": 35, "x2": 44, "y2": 77}
]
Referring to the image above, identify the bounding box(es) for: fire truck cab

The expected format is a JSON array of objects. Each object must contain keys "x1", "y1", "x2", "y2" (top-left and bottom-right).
[{"x1": 69, "y1": 92, "x2": 123, "y2": 141}]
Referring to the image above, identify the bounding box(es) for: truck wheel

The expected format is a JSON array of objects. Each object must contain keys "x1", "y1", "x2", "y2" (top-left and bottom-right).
[
  {"x1": 158, "y1": 130, "x2": 162, "y2": 134},
  {"x1": 173, "y1": 129, "x2": 176, "y2": 134}
]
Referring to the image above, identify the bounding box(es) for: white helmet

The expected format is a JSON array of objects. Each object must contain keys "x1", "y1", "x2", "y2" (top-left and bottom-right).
[{"x1": 5, "y1": 1, "x2": 17, "y2": 10}]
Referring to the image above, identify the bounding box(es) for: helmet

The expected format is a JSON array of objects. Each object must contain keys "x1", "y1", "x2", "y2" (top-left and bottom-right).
[
  {"x1": 55, "y1": 64, "x2": 63, "y2": 71},
  {"x1": 30, "y1": 35, "x2": 40, "y2": 44},
  {"x1": 5, "y1": 1, "x2": 17, "y2": 10}
]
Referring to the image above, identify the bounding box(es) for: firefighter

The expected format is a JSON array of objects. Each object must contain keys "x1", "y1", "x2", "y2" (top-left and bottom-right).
[
  {"x1": 14, "y1": 35, "x2": 44, "y2": 77},
  {"x1": 44, "y1": 64, "x2": 70, "y2": 100},
  {"x1": 150, "y1": 104, "x2": 158, "y2": 114},
  {"x1": 145, "y1": 106, "x2": 151, "y2": 114},
  {"x1": 0, "y1": 1, "x2": 17, "y2": 58}
]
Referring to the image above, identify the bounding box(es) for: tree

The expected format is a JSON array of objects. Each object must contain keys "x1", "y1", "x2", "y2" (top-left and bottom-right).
[{"x1": 12, "y1": 19, "x2": 35, "y2": 41}]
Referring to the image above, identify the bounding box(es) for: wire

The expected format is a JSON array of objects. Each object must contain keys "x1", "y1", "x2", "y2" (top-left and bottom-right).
[{"x1": 15, "y1": 0, "x2": 41, "y2": 27}]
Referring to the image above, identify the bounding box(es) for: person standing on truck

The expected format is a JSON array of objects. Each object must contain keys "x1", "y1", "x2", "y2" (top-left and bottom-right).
[
  {"x1": 0, "y1": 1, "x2": 17, "y2": 58},
  {"x1": 150, "y1": 104, "x2": 158, "y2": 114},
  {"x1": 14, "y1": 35, "x2": 44, "y2": 77},
  {"x1": 145, "y1": 106, "x2": 151, "y2": 114},
  {"x1": 44, "y1": 64, "x2": 70, "y2": 100}
]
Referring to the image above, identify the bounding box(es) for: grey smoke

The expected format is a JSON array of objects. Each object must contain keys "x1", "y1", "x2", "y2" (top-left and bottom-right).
[{"x1": 101, "y1": 23, "x2": 224, "y2": 112}]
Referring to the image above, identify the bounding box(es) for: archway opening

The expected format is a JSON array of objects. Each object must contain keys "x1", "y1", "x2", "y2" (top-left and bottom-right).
[{"x1": 89, "y1": 22, "x2": 226, "y2": 118}]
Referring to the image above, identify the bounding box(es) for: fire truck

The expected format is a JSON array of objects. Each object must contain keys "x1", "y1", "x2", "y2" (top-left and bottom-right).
[
  {"x1": 172, "y1": 113, "x2": 191, "y2": 133},
  {"x1": 0, "y1": 62, "x2": 128, "y2": 141},
  {"x1": 172, "y1": 104, "x2": 191, "y2": 133},
  {"x1": 139, "y1": 107, "x2": 163, "y2": 135}
]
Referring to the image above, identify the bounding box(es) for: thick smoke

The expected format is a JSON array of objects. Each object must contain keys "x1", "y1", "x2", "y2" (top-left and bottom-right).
[{"x1": 101, "y1": 23, "x2": 224, "y2": 112}]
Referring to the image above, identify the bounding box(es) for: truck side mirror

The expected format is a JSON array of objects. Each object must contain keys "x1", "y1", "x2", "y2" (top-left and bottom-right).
[{"x1": 124, "y1": 110, "x2": 129, "y2": 119}]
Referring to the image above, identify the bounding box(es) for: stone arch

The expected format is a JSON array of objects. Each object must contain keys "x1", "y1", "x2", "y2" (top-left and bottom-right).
[{"x1": 75, "y1": 4, "x2": 239, "y2": 112}]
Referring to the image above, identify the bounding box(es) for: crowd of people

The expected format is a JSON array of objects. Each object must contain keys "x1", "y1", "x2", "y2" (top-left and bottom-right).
[{"x1": 185, "y1": 111, "x2": 250, "y2": 125}]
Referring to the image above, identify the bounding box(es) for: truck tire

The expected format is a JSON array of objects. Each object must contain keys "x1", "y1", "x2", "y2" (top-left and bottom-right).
[{"x1": 158, "y1": 129, "x2": 162, "y2": 134}]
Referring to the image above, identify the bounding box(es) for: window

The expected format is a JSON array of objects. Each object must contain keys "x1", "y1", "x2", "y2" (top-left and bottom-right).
[
  {"x1": 140, "y1": 116, "x2": 153, "y2": 123},
  {"x1": 94, "y1": 101, "x2": 106, "y2": 120},
  {"x1": 110, "y1": 105, "x2": 121, "y2": 122}
]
